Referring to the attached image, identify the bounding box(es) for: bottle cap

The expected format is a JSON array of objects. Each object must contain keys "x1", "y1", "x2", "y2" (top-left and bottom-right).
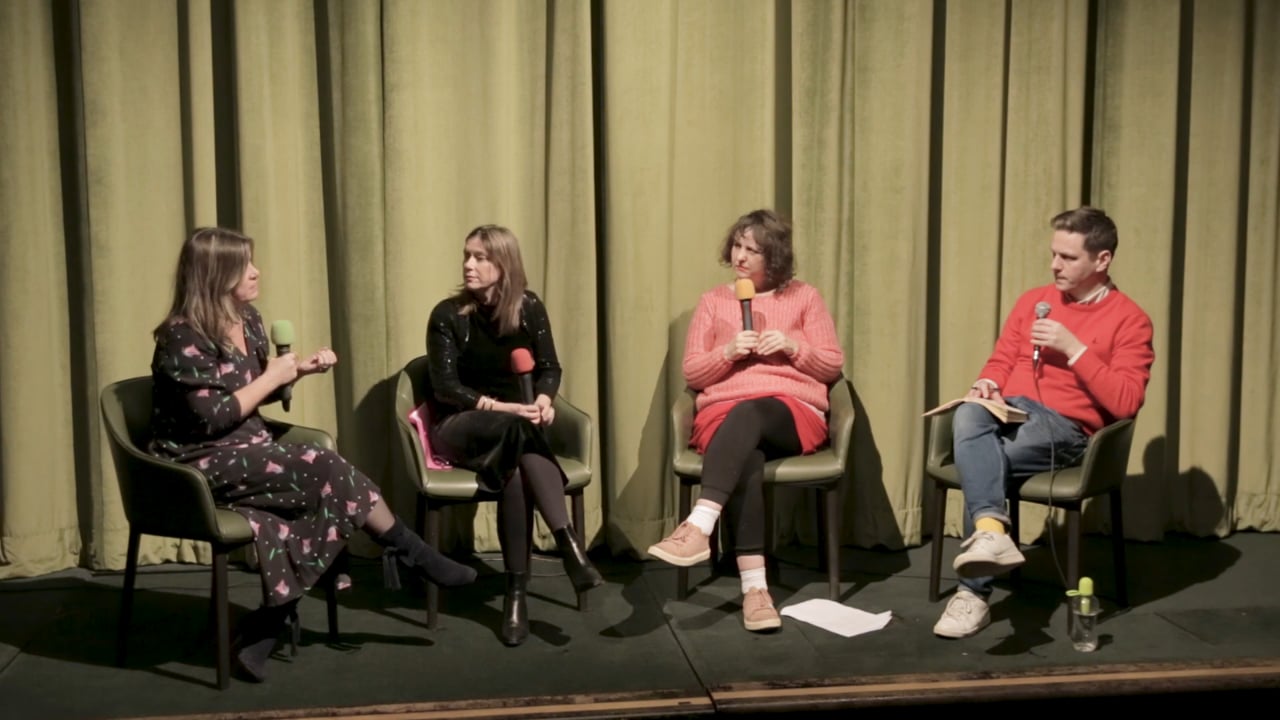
[{"x1": 1066, "y1": 576, "x2": 1094, "y2": 598}]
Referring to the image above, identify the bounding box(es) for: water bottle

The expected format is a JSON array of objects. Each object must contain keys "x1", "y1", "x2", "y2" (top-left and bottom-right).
[{"x1": 1066, "y1": 576, "x2": 1101, "y2": 652}]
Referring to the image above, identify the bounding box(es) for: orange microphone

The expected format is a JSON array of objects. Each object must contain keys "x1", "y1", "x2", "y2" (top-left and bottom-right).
[
  {"x1": 510, "y1": 348, "x2": 536, "y2": 404},
  {"x1": 734, "y1": 278, "x2": 756, "y2": 331}
]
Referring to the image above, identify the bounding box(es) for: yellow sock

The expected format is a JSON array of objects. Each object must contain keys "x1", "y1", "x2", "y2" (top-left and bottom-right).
[{"x1": 975, "y1": 517, "x2": 1006, "y2": 534}]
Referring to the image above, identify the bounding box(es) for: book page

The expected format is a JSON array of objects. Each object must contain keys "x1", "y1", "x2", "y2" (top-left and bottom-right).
[{"x1": 923, "y1": 397, "x2": 1028, "y2": 423}]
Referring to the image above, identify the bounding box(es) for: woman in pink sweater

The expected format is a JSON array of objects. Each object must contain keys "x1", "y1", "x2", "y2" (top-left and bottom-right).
[{"x1": 647, "y1": 209, "x2": 844, "y2": 632}]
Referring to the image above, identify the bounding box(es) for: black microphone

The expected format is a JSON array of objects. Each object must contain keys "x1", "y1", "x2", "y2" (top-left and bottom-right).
[
  {"x1": 270, "y1": 320, "x2": 295, "y2": 411},
  {"x1": 735, "y1": 278, "x2": 755, "y2": 331},
  {"x1": 510, "y1": 348, "x2": 536, "y2": 405},
  {"x1": 1032, "y1": 302, "x2": 1051, "y2": 367}
]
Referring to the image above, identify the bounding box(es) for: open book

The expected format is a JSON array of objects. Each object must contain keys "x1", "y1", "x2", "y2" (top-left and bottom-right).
[{"x1": 922, "y1": 397, "x2": 1028, "y2": 424}]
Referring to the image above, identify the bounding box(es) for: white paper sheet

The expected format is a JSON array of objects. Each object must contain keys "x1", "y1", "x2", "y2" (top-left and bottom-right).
[{"x1": 779, "y1": 599, "x2": 892, "y2": 638}]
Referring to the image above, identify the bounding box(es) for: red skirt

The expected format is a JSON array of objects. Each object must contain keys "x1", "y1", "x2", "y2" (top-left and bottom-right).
[{"x1": 689, "y1": 394, "x2": 829, "y2": 455}]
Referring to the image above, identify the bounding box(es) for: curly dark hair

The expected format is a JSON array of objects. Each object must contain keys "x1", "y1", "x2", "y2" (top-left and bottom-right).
[{"x1": 718, "y1": 209, "x2": 795, "y2": 291}]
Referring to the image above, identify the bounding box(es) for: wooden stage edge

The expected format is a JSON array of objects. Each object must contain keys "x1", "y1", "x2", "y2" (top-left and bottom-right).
[{"x1": 135, "y1": 658, "x2": 1280, "y2": 720}]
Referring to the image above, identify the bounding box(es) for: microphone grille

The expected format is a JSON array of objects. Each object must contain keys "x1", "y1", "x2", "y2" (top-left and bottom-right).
[
  {"x1": 734, "y1": 278, "x2": 756, "y2": 301},
  {"x1": 270, "y1": 320, "x2": 295, "y2": 345},
  {"x1": 1035, "y1": 302, "x2": 1052, "y2": 319},
  {"x1": 510, "y1": 348, "x2": 535, "y2": 374}
]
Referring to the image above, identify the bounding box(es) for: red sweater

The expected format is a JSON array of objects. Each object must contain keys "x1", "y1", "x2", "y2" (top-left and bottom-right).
[
  {"x1": 683, "y1": 281, "x2": 845, "y2": 413},
  {"x1": 980, "y1": 284, "x2": 1154, "y2": 435}
]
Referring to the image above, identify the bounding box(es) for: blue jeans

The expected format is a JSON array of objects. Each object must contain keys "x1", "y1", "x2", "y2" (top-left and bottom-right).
[{"x1": 951, "y1": 396, "x2": 1089, "y2": 596}]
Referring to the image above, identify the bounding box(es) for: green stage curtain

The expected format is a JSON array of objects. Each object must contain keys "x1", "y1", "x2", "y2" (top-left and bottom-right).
[{"x1": 1, "y1": 0, "x2": 1276, "y2": 579}]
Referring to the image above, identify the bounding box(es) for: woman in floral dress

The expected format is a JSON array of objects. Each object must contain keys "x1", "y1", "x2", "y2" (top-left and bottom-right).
[{"x1": 149, "y1": 227, "x2": 476, "y2": 682}]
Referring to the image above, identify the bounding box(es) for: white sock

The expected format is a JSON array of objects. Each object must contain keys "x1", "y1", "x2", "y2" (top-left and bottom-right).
[
  {"x1": 740, "y1": 567, "x2": 767, "y2": 594},
  {"x1": 686, "y1": 504, "x2": 720, "y2": 536}
]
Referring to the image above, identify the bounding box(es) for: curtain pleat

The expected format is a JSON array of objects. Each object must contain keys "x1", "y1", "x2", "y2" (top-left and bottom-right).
[
  {"x1": 0, "y1": 0, "x2": 80, "y2": 573},
  {"x1": 1237, "y1": 0, "x2": 1280, "y2": 532}
]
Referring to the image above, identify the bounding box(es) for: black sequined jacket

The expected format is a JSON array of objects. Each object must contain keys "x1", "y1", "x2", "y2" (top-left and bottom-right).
[{"x1": 425, "y1": 291, "x2": 562, "y2": 413}]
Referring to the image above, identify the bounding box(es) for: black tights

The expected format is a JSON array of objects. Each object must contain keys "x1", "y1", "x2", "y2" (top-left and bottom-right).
[
  {"x1": 498, "y1": 453, "x2": 570, "y2": 573},
  {"x1": 699, "y1": 398, "x2": 801, "y2": 554}
]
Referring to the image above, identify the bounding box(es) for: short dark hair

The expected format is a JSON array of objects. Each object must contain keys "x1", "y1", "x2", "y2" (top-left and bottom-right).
[
  {"x1": 1051, "y1": 206, "x2": 1118, "y2": 256},
  {"x1": 719, "y1": 209, "x2": 795, "y2": 290}
]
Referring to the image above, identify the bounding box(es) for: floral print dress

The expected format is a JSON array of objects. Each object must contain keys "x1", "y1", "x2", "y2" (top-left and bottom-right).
[{"x1": 149, "y1": 306, "x2": 377, "y2": 607}]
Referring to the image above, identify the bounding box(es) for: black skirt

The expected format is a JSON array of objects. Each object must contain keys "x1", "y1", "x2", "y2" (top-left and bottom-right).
[{"x1": 430, "y1": 410, "x2": 568, "y2": 493}]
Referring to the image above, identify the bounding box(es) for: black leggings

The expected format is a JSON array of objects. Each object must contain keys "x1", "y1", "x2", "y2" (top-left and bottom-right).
[
  {"x1": 499, "y1": 453, "x2": 569, "y2": 573},
  {"x1": 699, "y1": 397, "x2": 801, "y2": 554}
]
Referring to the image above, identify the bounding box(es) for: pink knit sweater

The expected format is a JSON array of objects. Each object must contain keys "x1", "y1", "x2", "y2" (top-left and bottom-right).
[{"x1": 683, "y1": 281, "x2": 845, "y2": 412}]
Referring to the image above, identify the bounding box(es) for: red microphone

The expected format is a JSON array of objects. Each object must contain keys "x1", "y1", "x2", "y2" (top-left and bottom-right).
[{"x1": 510, "y1": 348, "x2": 536, "y2": 404}]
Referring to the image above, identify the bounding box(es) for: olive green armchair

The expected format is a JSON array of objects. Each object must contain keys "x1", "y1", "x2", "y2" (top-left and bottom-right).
[
  {"x1": 669, "y1": 379, "x2": 855, "y2": 601},
  {"x1": 100, "y1": 376, "x2": 341, "y2": 689},
  {"x1": 926, "y1": 411, "x2": 1134, "y2": 606},
  {"x1": 391, "y1": 355, "x2": 594, "y2": 629}
]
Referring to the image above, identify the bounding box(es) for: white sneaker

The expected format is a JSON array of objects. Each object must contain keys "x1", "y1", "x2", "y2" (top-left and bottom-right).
[
  {"x1": 933, "y1": 588, "x2": 991, "y2": 638},
  {"x1": 952, "y1": 530, "x2": 1025, "y2": 578}
]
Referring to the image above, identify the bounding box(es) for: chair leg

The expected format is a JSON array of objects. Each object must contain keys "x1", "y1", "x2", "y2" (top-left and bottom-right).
[
  {"x1": 823, "y1": 486, "x2": 840, "y2": 601},
  {"x1": 764, "y1": 485, "x2": 777, "y2": 587},
  {"x1": 1066, "y1": 507, "x2": 1082, "y2": 636},
  {"x1": 116, "y1": 529, "x2": 141, "y2": 667},
  {"x1": 676, "y1": 480, "x2": 692, "y2": 600},
  {"x1": 1066, "y1": 506, "x2": 1081, "y2": 592},
  {"x1": 325, "y1": 551, "x2": 342, "y2": 642},
  {"x1": 213, "y1": 551, "x2": 231, "y2": 690},
  {"x1": 426, "y1": 506, "x2": 442, "y2": 630},
  {"x1": 816, "y1": 488, "x2": 829, "y2": 574},
  {"x1": 928, "y1": 481, "x2": 946, "y2": 603},
  {"x1": 573, "y1": 491, "x2": 589, "y2": 611},
  {"x1": 1110, "y1": 487, "x2": 1128, "y2": 607},
  {"x1": 1009, "y1": 498, "x2": 1023, "y2": 586}
]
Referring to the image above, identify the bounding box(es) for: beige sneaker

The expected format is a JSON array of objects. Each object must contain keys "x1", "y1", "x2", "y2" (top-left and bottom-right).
[
  {"x1": 742, "y1": 588, "x2": 782, "y2": 632},
  {"x1": 646, "y1": 522, "x2": 711, "y2": 567}
]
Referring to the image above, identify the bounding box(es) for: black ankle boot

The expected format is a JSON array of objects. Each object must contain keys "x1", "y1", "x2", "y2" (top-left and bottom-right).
[
  {"x1": 373, "y1": 517, "x2": 478, "y2": 588},
  {"x1": 233, "y1": 600, "x2": 295, "y2": 683},
  {"x1": 553, "y1": 527, "x2": 603, "y2": 593},
  {"x1": 501, "y1": 572, "x2": 529, "y2": 647}
]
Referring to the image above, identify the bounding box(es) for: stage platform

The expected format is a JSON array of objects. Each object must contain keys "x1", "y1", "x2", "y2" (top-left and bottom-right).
[{"x1": 2, "y1": 531, "x2": 1278, "y2": 719}]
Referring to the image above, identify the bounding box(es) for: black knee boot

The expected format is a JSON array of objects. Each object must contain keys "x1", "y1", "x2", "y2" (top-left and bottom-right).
[
  {"x1": 501, "y1": 572, "x2": 529, "y2": 646},
  {"x1": 233, "y1": 599, "x2": 297, "y2": 683},
  {"x1": 372, "y1": 517, "x2": 478, "y2": 588},
  {"x1": 553, "y1": 527, "x2": 603, "y2": 593}
]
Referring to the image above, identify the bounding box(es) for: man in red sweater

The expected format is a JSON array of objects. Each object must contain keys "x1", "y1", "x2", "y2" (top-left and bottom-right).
[{"x1": 933, "y1": 206, "x2": 1155, "y2": 639}]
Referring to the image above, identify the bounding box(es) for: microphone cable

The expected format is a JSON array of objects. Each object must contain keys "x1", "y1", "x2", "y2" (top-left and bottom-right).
[{"x1": 1032, "y1": 353, "x2": 1069, "y2": 590}]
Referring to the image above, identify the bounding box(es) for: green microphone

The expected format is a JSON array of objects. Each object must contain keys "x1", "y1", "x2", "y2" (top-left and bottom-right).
[{"x1": 270, "y1": 320, "x2": 296, "y2": 411}]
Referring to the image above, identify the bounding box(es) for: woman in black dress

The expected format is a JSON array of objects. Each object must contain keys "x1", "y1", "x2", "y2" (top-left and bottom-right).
[
  {"x1": 426, "y1": 224, "x2": 602, "y2": 646},
  {"x1": 150, "y1": 227, "x2": 476, "y2": 682}
]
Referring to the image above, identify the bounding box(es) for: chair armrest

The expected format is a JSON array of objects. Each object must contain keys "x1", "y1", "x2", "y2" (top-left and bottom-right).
[
  {"x1": 926, "y1": 411, "x2": 955, "y2": 469},
  {"x1": 547, "y1": 394, "x2": 592, "y2": 468},
  {"x1": 264, "y1": 418, "x2": 336, "y2": 450},
  {"x1": 106, "y1": 440, "x2": 228, "y2": 543},
  {"x1": 827, "y1": 379, "x2": 855, "y2": 462},
  {"x1": 1074, "y1": 418, "x2": 1136, "y2": 495},
  {"x1": 670, "y1": 388, "x2": 696, "y2": 465}
]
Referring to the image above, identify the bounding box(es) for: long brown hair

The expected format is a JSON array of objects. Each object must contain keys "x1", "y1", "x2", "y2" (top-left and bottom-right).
[
  {"x1": 153, "y1": 227, "x2": 254, "y2": 350},
  {"x1": 451, "y1": 224, "x2": 528, "y2": 336}
]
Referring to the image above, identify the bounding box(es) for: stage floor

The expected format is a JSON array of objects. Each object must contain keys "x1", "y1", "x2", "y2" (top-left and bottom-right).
[{"x1": 2, "y1": 532, "x2": 1278, "y2": 719}]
